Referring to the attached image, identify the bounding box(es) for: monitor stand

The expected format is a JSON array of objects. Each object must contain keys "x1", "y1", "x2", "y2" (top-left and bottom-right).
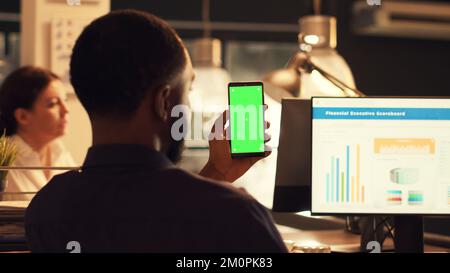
[{"x1": 394, "y1": 216, "x2": 424, "y2": 253}]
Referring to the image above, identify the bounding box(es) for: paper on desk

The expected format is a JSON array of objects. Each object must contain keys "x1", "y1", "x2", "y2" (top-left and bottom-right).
[{"x1": 0, "y1": 201, "x2": 29, "y2": 210}]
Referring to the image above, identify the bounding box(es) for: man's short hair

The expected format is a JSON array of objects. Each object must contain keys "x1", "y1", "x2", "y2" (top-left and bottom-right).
[{"x1": 70, "y1": 9, "x2": 186, "y2": 117}]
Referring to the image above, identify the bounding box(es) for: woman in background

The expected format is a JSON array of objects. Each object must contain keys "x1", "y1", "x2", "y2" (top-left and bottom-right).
[{"x1": 0, "y1": 66, "x2": 75, "y2": 200}]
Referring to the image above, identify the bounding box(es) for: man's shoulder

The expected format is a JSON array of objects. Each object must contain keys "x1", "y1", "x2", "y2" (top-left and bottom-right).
[
  {"x1": 161, "y1": 168, "x2": 260, "y2": 205},
  {"x1": 25, "y1": 167, "x2": 286, "y2": 252},
  {"x1": 30, "y1": 167, "x2": 262, "y2": 212},
  {"x1": 154, "y1": 168, "x2": 274, "y2": 228}
]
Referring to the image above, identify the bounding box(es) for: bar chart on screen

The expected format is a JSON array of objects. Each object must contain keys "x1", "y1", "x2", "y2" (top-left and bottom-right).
[{"x1": 325, "y1": 144, "x2": 365, "y2": 205}]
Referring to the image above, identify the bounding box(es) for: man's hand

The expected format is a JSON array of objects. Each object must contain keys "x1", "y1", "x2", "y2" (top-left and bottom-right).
[{"x1": 199, "y1": 108, "x2": 271, "y2": 182}]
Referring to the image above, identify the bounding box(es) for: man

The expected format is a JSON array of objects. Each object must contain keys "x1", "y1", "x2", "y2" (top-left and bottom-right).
[{"x1": 25, "y1": 9, "x2": 287, "y2": 253}]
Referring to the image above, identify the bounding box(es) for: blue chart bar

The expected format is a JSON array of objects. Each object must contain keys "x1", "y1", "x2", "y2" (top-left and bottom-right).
[
  {"x1": 331, "y1": 156, "x2": 335, "y2": 202},
  {"x1": 346, "y1": 145, "x2": 350, "y2": 203},
  {"x1": 336, "y1": 158, "x2": 340, "y2": 202},
  {"x1": 326, "y1": 174, "x2": 330, "y2": 203},
  {"x1": 448, "y1": 186, "x2": 450, "y2": 205}
]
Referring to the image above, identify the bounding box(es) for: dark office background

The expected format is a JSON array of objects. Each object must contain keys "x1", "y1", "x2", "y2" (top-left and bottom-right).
[
  {"x1": 0, "y1": 0, "x2": 449, "y2": 235},
  {"x1": 0, "y1": 0, "x2": 449, "y2": 95}
]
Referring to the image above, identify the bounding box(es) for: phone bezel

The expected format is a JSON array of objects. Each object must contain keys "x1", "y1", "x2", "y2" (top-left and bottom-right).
[{"x1": 228, "y1": 81, "x2": 266, "y2": 158}]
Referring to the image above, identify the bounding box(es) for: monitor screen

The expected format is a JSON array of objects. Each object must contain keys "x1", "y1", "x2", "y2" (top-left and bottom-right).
[{"x1": 311, "y1": 97, "x2": 450, "y2": 215}]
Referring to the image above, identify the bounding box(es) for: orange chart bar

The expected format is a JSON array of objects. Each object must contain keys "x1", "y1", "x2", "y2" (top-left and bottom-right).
[
  {"x1": 351, "y1": 176, "x2": 355, "y2": 203},
  {"x1": 362, "y1": 185, "x2": 365, "y2": 203}
]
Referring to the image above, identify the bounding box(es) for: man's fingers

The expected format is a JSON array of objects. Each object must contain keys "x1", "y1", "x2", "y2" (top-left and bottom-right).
[
  {"x1": 210, "y1": 110, "x2": 229, "y2": 138},
  {"x1": 223, "y1": 110, "x2": 230, "y2": 138},
  {"x1": 223, "y1": 110, "x2": 228, "y2": 127},
  {"x1": 263, "y1": 150, "x2": 272, "y2": 157}
]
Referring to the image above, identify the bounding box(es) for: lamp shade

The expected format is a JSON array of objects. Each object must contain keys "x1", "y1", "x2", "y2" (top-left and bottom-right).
[
  {"x1": 263, "y1": 15, "x2": 359, "y2": 102},
  {"x1": 186, "y1": 38, "x2": 231, "y2": 148}
]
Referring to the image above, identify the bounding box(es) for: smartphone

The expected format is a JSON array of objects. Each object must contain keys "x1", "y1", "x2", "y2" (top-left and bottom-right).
[{"x1": 228, "y1": 81, "x2": 265, "y2": 158}]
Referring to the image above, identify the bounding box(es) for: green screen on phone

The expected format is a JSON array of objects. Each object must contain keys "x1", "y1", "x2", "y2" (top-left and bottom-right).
[{"x1": 229, "y1": 84, "x2": 265, "y2": 155}]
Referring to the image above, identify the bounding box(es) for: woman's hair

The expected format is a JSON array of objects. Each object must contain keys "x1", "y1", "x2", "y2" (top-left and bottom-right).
[{"x1": 0, "y1": 66, "x2": 60, "y2": 136}]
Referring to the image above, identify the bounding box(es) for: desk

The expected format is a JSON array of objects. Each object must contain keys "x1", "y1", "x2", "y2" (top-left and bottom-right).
[
  {"x1": 1, "y1": 201, "x2": 449, "y2": 253},
  {"x1": 277, "y1": 224, "x2": 450, "y2": 253},
  {"x1": 0, "y1": 201, "x2": 28, "y2": 252}
]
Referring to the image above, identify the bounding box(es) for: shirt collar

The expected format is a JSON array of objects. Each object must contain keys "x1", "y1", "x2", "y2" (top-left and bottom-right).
[
  {"x1": 82, "y1": 144, "x2": 174, "y2": 171},
  {"x1": 11, "y1": 134, "x2": 65, "y2": 161}
]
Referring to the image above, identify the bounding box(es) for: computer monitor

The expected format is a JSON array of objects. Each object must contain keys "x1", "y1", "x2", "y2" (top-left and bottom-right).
[
  {"x1": 272, "y1": 99, "x2": 311, "y2": 212},
  {"x1": 311, "y1": 97, "x2": 450, "y2": 215}
]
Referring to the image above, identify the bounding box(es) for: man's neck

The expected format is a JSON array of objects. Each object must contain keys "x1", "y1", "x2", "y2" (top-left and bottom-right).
[{"x1": 91, "y1": 119, "x2": 161, "y2": 152}]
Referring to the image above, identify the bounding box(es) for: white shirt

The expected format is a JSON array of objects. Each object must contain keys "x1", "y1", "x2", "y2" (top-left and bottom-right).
[{"x1": 3, "y1": 135, "x2": 77, "y2": 201}]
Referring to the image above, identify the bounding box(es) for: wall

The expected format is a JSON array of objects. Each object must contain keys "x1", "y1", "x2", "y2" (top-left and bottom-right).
[{"x1": 19, "y1": 0, "x2": 110, "y2": 164}]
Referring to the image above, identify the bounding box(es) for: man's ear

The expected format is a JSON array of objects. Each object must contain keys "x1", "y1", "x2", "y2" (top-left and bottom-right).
[
  {"x1": 153, "y1": 85, "x2": 171, "y2": 122},
  {"x1": 14, "y1": 108, "x2": 31, "y2": 127}
]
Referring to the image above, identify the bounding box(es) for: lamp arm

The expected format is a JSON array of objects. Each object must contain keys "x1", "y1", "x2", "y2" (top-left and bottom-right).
[{"x1": 302, "y1": 58, "x2": 366, "y2": 97}]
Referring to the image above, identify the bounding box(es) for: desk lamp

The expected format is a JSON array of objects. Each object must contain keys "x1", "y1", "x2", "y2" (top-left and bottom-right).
[{"x1": 263, "y1": 0, "x2": 364, "y2": 101}]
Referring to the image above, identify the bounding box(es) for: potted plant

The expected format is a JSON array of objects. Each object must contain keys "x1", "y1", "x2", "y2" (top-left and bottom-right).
[{"x1": 0, "y1": 130, "x2": 17, "y2": 193}]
